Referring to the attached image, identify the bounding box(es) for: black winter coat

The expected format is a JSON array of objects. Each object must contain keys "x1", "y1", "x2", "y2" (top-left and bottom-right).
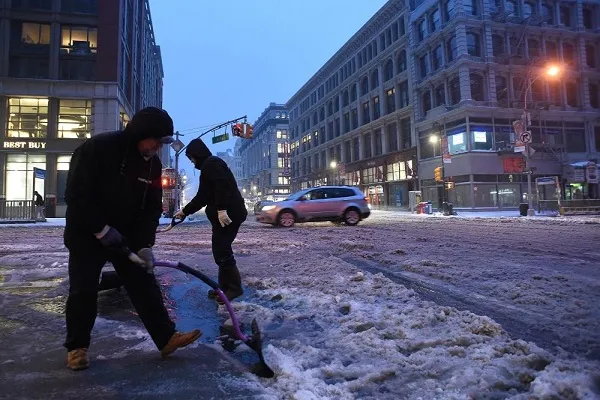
[
  {"x1": 182, "y1": 139, "x2": 246, "y2": 224},
  {"x1": 64, "y1": 130, "x2": 163, "y2": 252}
]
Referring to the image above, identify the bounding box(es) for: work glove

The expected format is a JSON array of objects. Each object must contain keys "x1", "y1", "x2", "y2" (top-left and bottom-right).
[
  {"x1": 174, "y1": 209, "x2": 186, "y2": 219},
  {"x1": 95, "y1": 226, "x2": 125, "y2": 252},
  {"x1": 136, "y1": 248, "x2": 155, "y2": 274},
  {"x1": 217, "y1": 210, "x2": 232, "y2": 227}
]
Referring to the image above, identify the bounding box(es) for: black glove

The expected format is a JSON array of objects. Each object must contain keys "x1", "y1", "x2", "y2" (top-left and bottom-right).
[
  {"x1": 137, "y1": 248, "x2": 155, "y2": 274},
  {"x1": 95, "y1": 226, "x2": 125, "y2": 252}
]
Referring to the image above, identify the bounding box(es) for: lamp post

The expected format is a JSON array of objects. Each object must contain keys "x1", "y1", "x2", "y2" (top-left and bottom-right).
[
  {"x1": 520, "y1": 64, "x2": 562, "y2": 217},
  {"x1": 429, "y1": 131, "x2": 446, "y2": 210}
]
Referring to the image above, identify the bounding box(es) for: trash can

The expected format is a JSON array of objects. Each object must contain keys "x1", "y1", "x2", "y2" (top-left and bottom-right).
[
  {"x1": 426, "y1": 201, "x2": 433, "y2": 214},
  {"x1": 519, "y1": 203, "x2": 529, "y2": 216},
  {"x1": 45, "y1": 196, "x2": 56, "y2": 218},
  {"x1": 443, "y1": 202, "x2": 455, "y2": 216}
]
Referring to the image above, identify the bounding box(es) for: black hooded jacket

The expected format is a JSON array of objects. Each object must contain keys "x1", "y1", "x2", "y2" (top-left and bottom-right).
[
  {"x1": 63, "y1": 107, "x2": 173, "y2": 252},
  {"x1": 182, "y1": 139, "x2": 246, "y2": 222}
]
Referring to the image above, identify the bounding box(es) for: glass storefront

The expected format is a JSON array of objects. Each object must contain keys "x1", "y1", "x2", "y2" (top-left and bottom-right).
[
  {"x1": 5, "y1": 154, "x2": 46, "y2": 200},
  {"x1": 57, "y1": 155, "x2": 72, "y2": 205}
]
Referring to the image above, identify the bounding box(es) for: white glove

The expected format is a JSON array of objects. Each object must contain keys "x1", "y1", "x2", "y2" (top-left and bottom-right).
[
  {"x1": 217, "y1": 210, "x2": 232, "y2": 227},
  {"x1": 174, "y1": 209, "x2": 186, "y2": 219}
]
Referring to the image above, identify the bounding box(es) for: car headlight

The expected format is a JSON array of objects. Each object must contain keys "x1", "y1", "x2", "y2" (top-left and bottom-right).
[{"x1": 261, "y1": 205, "x2": 276, "y2": 211}]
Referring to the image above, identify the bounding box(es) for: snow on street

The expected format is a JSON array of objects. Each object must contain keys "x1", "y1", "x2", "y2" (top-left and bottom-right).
[{"x1": 0, "y1": 212, "x2": 599, "y2": 399}]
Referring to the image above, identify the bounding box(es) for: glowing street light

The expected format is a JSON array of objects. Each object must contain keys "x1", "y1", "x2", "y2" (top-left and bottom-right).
[
  {"x1": 429, "y1": 135, "x2": 439, "y2": 144},
  {"x1": 330, "y1": 160, "x2": 337, "y2": 169},
  {"x1": 546, "y1": 64, "x2": 560, "y2": 77}
]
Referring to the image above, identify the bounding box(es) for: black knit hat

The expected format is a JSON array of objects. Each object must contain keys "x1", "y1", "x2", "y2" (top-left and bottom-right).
[{"x1": 127, "y1": 107, "x2": 174, "y2": 144}]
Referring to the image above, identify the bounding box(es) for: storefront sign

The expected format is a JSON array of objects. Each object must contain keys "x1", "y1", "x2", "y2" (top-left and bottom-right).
[
  {"x1": 2, "y1": 141, "x2": 47, "y2": 149},
  {"x1": 503, "y1": 156, "x2": 526, "y2": 173},
  {"x1": 442, "y1": 135, "x2": 451, "y2": 164}
]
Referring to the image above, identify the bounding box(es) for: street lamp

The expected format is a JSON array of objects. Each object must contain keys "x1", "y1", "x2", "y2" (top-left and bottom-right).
[
  {"x1": 521, "y1": 63, "x2": 562, "y2": 216},
  {"x1": 329, "y1": 160, "x2": 338, "y2": 184},
  {"x1": 429, "y1": 128, "x2": 446, "y2": 210}
]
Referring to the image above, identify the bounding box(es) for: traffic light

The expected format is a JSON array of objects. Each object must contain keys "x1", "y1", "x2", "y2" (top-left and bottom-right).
[
  {"x1": 232, "y1": 123, "x2": 243, "y2": 137},
  {"x1": 162, "y1": 178, "x2": 168, "y2": 187},
  {"x1": 244, "y1": 123, "x2": 253, "y2": 139},
  {"x1": 434, "y1": 166, "x2": 443, "y2": 182}
]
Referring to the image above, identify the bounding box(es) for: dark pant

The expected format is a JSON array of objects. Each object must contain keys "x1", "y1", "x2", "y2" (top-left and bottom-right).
[
  {"x1": 211, "y1": 217, "x2": 244, "y2": 294},
  {"x1": 64, "y1": 244, "x2": 175, "y2": 351}
]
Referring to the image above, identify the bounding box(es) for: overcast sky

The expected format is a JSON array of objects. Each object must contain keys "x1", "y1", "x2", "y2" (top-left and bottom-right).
[{"x1": 148, "y1": 0, "x2": 388, "y2": 176}]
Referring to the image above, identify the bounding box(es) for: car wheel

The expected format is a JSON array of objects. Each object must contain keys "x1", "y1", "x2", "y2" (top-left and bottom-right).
[
  {"x1": 278, "y1": 211, "x2": 296, "y2": 227},
  {"x1": 343, "y1": 209, "x2": 360, "y2": 226}
]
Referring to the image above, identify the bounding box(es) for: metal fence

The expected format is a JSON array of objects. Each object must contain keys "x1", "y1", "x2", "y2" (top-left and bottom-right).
[{"x1": 0, "y1": 200, "x2": 35, "y2": 222}]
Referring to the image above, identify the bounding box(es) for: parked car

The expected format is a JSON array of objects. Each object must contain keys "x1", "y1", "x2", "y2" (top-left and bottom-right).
[{"x1": 255, "y1": 186, "x2": 370, "y2": 227}]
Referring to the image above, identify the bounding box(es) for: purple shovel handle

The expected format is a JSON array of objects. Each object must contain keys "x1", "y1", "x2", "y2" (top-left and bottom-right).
[{"x1": 153, "y1": 260, "x2": 248, "y2": 342}]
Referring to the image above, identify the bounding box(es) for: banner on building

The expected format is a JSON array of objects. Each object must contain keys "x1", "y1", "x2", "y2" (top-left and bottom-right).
[
  {"x1": 441, "y1": 135, "x2": 451, "y2": 164},
  {"x1": 587, "y1": 163, "x2": 598, "y2": 184}
]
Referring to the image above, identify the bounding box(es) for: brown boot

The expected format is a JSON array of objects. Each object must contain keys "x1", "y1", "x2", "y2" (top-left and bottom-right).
[
  {"x1": 67, "y1": 348, "x2": 89, "y2": 371},
  {"x1": 160, "y1": 330, "x2": 202, "y2": 358}
]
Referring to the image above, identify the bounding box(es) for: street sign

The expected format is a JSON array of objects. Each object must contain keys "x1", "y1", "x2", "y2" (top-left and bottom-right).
[
  {"x1": 171, "y1": 138, "x2": 184, "y2": 152},
  {"x1": 520, "y1": 131, "x2": 532, "y2": 144},
  {"x1": 212, "y1": 133, "x2": 229, "y2": 144}
]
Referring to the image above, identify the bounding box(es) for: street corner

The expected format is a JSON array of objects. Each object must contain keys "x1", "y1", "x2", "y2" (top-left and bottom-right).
[{"x1": 0, "y1": 341, "x2": 264, "y2": 400}]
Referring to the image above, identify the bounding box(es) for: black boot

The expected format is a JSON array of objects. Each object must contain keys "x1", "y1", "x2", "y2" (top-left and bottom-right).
[{"x1": 213, "y1": 264, "x2": 243, "y2": 304}]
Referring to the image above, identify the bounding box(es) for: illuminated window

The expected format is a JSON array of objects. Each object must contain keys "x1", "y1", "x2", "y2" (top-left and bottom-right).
[
  {"x1": 61, "y1": 26, "x2": 97, "y2": 54},
  {"x1": 7, "y1": 98, "x2": 49, "y2": 138},
  {"x1": 58, "y1": 100, "x2": 92, "y2": 139},
  {"x1": 278, "y1": 157, "x2": 285, "y2": 168},
  {"x1": 21, "y1": 23, "x2": 51, "y2": 45}
]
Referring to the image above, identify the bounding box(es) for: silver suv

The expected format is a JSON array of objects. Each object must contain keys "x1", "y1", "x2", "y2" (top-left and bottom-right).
[{"x1": 255, "y1": 186, "x2": 370, "y2": 227}]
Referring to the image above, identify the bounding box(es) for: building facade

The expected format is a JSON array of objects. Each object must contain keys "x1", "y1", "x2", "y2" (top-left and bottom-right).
[
  {"x1": 412, "y1": 0, "x2": 600, "y2": 209},
  {"x1": 286, "y1": 1, "x2": 418, "y2": 209},
  {"x1": 287, "y1": 0, "x2": 600, "y2": 210},
  {"x1": 0, "y1": 0, "x2": 164, "y2": 217},
  {"x1": 238, "y1": 103, "x2": 291, "y2": 201}
]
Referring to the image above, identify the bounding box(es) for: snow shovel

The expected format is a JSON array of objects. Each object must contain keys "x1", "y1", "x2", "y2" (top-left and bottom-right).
[
  {"x1": 156, "y1": 215, "x2": 186, "y2": 233},
  {"x1": 123, "y1": 250, "x2": 274, "y2": 378}
]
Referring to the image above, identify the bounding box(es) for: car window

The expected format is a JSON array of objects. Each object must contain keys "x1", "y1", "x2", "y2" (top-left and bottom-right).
[{"x1": 305, "y1": 189, "x2": 325, "y2": 200}]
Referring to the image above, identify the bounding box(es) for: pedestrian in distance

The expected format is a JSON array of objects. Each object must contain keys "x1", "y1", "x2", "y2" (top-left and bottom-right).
[
  {"x1": 175, "y1": 138, "x2": 247, "y2": 304},
  {"x1": 33, "y1": 190, "x2": 44, "y2": 220},
  {"x1": 63, "y1": 107, "x2": 201, "y2": 371}
]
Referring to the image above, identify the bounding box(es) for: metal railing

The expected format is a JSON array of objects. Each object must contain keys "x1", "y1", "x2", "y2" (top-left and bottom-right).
[{"x1": 0, "y1": 200, "x2": 35, "y2": 221}]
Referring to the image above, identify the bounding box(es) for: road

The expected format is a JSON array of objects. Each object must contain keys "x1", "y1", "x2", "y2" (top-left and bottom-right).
[{"x1": 1, "y1": 212, "x2": 599, "y2": 398}]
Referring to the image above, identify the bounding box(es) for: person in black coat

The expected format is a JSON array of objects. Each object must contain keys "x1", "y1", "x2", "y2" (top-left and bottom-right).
[
  {"x1": 63, "y1": 107, "x2": 201, "y2": 371},
  {"x1": 175, "y1": 138, "x2": 247, "y2": 303}
]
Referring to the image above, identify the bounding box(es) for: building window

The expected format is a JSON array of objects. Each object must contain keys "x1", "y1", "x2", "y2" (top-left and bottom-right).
[
  {"x1": 559, "y1": 5, "x2": 571, "y2": 27},
  {"x1": 351, "y1": 108, "x2": 358, "y2": 129},
  {"x1": 562, "y1": 42, "x2": 575, "y2": 66},
  {"x1": 545, "y1": 40, "x2": 558, "y2": 60},
  {"x1": 319, "y1": 107, "x2": 325, "y2": 121},
  {"x1": 590, "y1": 83, "x2": 599, "y2": 109},
  {"x1": 449, "y1": 77, "x2": 460, "y2": 105},
  {"x1": 429, "y1": 9, "x2": 441, "y2": 32},
  {"x1": 467, "y1": 33, "x2": 481, "y2": 57},
  {"x1": 364, "y1": 134, "x2": 372, "y2": 158},
  {"x1": 20, "y1": 22, "x2": 51, "y2": 45},
  {"x1": 386, "y1": 88, "x2": 396, "y2": 114},
  {"x1": 61, "y1": 26, "x2": 97, "y2": 54},
  {"x1": 447, "y1": 37, "x2": 458, "y2": 62},
  {"x1": 496, "y1": 75, "x2": 508, "y2": 104},
  {"x1": 342, "y1": 90, "x2": 349, "y2": 107},
  {"x1": 548, "y1": 81, "x2": 561, "y2": 106},
  {"x1": 586, "y1": 44, "x2": 596, "y2": 68},
  {"x1": 387, "y1": 125, "x2": 398, "y2": 152},
  {"x1": 471, "y1": 127, "x2": 493, "y2": 151},
  {"x1": 360, "y1": 77, "x2": 369, "y2": 96},
  {"x1": 528, "y1": 39, "x2": 540, "y2": 58},
  {"x1": 435, "y1": 85, "x2": 445, "y2": 107},
  {"x1": 362, "y1": 102, "x2": 370, "y2": 125},
  {"x1": 433, "y1": 46, "x2": 443, "y2": 71},
  {"x1": 11, "y1": 0, "x2": 51, "y2": 10},
  {"x1": 5, "y1": 154, "x2": 46, "y2": 201},
  {"x1": 463, "y1": 0, "x2": 478, "y2": 15},
  {"x1": 61, "y1": 0, "x2": 97, "y2": 14},
  {"x1": 583, "y1": 7, "x2": 595, "y2": 29},
  {"x1": 58, "y1": 100, "x2": 92, "y2": 139},
  {"x1": 384, "y1": 59, "x2": 394, "y2": 81},
  {"x1": 492, "y1": 35, "x2": 505, "y2": 56},
  {"x1": 370, "y1": 69, "x2": 379, "y2": 89},
  {"x1": 6, "y1": 98, "x2": 49, "y2": 138},
  {"x1": 419, "y1": 55, "x2": 429, "y2": 78},
  {"x1": 505, "y1": 0, "x2": 517, "y2": 16},
  {"x1": 443, "y1": 0, "x2": 455, "y2": 21},
  {"x1": 470, "y1": 74, "x2": 485, "y2": 101},
  {"x1": 399, "y1": 81, "x2": 410, "y2": 108},
  {"x1": 396, "y1": 50, "x2": 407, "y2": 73},
  {"x1": 327, "y1": 101, "x2": 333, "y2": 116},
  {"x1": 523, "y1": 2, "x2": 535, "y2": 18},
  {"x1": 448, "y1": 130, "x2": 467, "y2": 154},
  {"x1": 400, "y1": 118, "x2": 411, "y2": 149},
  {"x1": 350, "y1": 84, "x2": 357, "y2": 102},
  {"x1": 566, "y1": 82, "x2": 579, "y2": 107},
  {"x1": 417, "y1": 19, "x2": 427, "y2": 41},
  {"x1": 373, "y1": 97, "x2": 380, "y2": 120},
  {"x1": 541, "y1": 4, "x2": 554, "y2": 24},
  {"x1": 57, "y1": 155, "x2": 72, "y2": 205},
  {"x1": 422, "y1": 91, "x2": 432, "y2": 114}
]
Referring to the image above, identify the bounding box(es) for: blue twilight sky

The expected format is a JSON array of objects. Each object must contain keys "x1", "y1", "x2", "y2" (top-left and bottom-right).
[{"x1": 148, "y1": 0, "x2": 387, "y2": 176}]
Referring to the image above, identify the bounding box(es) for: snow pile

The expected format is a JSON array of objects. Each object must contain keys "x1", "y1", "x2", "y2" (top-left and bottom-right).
[{"x1": 229, "y1": 266, "x2": 599, "y2": 399}]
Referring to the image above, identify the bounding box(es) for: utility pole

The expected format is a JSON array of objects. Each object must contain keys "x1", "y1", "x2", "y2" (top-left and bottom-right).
[{"x1": 170, "y1": 115, "x2": 248, "y2": 212}]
